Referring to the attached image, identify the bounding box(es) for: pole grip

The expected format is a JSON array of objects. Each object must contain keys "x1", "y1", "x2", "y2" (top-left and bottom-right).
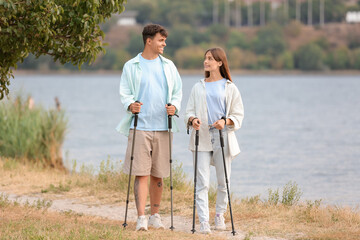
[
  {"x1": 167, "y1": 103, "x2": 173, "y2": 129},
  {"x1": 219, "y1": 130, "x2": 224, "y2": 147},
  {"x1": 134, "y1": 113, "x2": 138, "y2": 127},
  {"x1": 195, "y1": 130, "x2": 199, "y2": 146},
  {"x1": 168, "y1": 115, "x2": 172, "y2": 129}
]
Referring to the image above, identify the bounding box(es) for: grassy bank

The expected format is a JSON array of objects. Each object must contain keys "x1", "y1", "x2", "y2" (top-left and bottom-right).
[
  {"x1": 1, "y1": 157, "x2": 359, "y2": 239},
  {"x1": 0, "y1": 95, "x2": 67, "y2": 170}
]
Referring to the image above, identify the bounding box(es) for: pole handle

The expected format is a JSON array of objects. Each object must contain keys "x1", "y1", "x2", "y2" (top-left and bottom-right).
[
  {"x1": 133, "y1": 100, "x2": 140, "y2": 127},
  {"x1": 219, "y1": 130, "x2": 224, "y2": 147},
  {"x1": 195, "y1": 130, "x2": 199, "y2": 146}
]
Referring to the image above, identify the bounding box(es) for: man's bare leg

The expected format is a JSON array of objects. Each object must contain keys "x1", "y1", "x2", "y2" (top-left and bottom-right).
[
  {"x1": 149, "y1": 176, "x2": 163, "y2": 215},
  {"x1": 134, "y1": 176, "x2": 149, "y2": 216}
]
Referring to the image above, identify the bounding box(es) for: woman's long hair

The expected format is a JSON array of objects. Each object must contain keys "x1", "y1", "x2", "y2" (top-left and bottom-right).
[{"x1": 204, "y1": 47, "x2": 232, "y2": 82}]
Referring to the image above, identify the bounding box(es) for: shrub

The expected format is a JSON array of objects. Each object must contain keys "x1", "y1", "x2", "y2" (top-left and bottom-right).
[
  {"x1": 0, "y1": 95, "x2": 67, "y2": 169},
  {"x1": 284, "y1": 20, "x2": 302, "y2": 38},
  {"x1": 327, "y1": 46, "x2": 352, "y2": 70},
  {"x1": 174, "y1": 46, "x2": 205, "y2": 69},
  {"x1": 296, "y1": 43, "x2": 325, "y2": 70},
  {"x1": 352, "y1": 48, "x2": 360, "y2": 70},
  {"x1": 227, "y1": 31, "x2": 250, "y2": 50},
  {"x1": 272, "y1": 51, "x2": 294, "y2": 70},
  {"x1": 253, "y1": 23, "x2": 286, "y2": 56},
  {"x1": 281, "y1": 181, "x2": 302, "y2": 206}
]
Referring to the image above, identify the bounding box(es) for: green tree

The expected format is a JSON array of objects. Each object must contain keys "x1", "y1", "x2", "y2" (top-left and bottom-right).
[
  {"x1": 353, "y1": 48, "x2": 360, "y2": 70},
  {"x1": 0, "y1": 0, "x2": 126, "y2": 99},
  {"x1": 253, "y1": 23, "x2": 286, "y2": 56},
  {"x1": 296, "y1": 43, "x2": 325, "y2": 70},
  {"x1": 327, "y1": 46, "x2": 352, "y2": 70},
  {"x1": 226, "y1": 31, "x2": 249, "y2": 50}
]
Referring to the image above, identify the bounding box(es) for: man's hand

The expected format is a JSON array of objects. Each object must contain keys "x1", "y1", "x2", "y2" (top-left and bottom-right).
[
  {"x1": 129, "y1": 102, "x2": 143, "y2": 114},
  {"x1": 212, "y1": 118, "x2": 225, "y2": 130},
  {"x1": 165, "y1": 104, "x2": 176, "y2": 116}
]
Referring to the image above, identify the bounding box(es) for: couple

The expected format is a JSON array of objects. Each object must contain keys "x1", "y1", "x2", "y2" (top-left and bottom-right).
[{"x1": 116, "y1": 24, "x2": 244, "y2": 234}]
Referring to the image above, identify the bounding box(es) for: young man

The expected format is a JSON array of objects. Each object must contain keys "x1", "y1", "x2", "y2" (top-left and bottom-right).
[{"x1": 116, "y1": 24, "x2": 182, "y2": 231}]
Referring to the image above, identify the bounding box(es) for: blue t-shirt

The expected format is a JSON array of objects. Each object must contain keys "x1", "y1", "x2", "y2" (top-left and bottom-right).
[
  {"x1": 205, "y1": 79, "x2": 227, "y2": 125},
  {"x1": 130, "y1": 55, "x2": 168, "y2": 130}
]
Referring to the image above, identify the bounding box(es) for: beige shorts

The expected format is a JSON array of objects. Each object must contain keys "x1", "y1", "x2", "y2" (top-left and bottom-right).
[{"x1": 123, "y1": 130, "x2": 172, "y2": 178}]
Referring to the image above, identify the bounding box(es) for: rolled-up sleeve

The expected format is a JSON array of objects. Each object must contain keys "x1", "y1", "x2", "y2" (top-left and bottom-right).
[
  {"x1": 227, "y1": 85, "x2": 244, "y2": 131},
  {"x1": 119, "y1": 63, "x2": 135, "y2": 113},
  {"x1": 170, "y1": 63, "x2": 182, "y2": 114}
]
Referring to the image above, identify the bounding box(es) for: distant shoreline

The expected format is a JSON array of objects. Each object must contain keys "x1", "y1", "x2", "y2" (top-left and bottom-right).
[{"x1": 13, "y1": 69, "x2": 360, "y2": 76}]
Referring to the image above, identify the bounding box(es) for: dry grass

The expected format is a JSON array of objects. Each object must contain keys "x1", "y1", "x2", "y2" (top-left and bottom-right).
[
  {"x1": 1, "y1": 157, "x2": 360, "y2": 239},
  {"x1": 0, "y1": 203, "x2": 221, "y2": 240}
]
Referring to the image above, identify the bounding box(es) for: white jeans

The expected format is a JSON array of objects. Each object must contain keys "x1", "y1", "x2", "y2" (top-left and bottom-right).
[{"x1": 192, "y1": 127, "x2": 232, "y2": 223}]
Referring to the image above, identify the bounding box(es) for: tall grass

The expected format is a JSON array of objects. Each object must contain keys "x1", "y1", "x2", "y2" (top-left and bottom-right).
[{"x1": 0, "y1": 95, "x2": 67, "y2": 169}]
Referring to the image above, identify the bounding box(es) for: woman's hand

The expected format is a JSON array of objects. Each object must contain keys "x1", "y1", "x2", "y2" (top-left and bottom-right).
[
  {"x1": 212, "y1": 118, "x2": 226, "y2": 130},
  {"x1": 191, "y1": 117, "x2": 201, "y2": 130}
]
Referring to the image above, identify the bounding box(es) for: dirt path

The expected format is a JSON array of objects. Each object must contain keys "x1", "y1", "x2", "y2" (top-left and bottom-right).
[{"x1": 1, "y1": 191, "x2": 288, "y2": 240}]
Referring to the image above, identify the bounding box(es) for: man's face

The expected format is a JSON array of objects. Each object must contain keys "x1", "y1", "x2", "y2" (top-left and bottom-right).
[{"x1": 148, "y1": 33, "x2": 167, "y2": 54}]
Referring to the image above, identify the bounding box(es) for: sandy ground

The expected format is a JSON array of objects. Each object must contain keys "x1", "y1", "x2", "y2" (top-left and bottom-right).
[{"x1": 1, "y1": 190, "x2": 288, "y2": 240}]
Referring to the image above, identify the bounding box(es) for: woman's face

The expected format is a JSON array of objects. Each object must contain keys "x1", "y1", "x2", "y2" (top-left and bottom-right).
[{"x1": 204, "y1": 51, "x2": 222, "y2": 72}]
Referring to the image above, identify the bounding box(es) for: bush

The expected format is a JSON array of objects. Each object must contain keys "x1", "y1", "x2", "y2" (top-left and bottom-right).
[
  {"x1": 166, "y1": 25, "x2": 194, "y2": 56},
  {"x1": 281, "y1": 181, "x2": 302, "y2": 206},
  {"x1": 226, "y1": 31, "x2": 250, "y2": 50},
  {"x1": 174, "y1": 46, "x2": 205, "y2": 69},
  {"x1": 272, "y1": 51, "x2": 294, "y2": 70},
  {"x1": 284, "y1": 20, "x2": 302, "y2": 38},
  {"x1": 327, "y1": 46, "x2": 352, "y2": 70},
  {"x1": 267, "y1": 181, "x2": 302, "y2": 206},
  {"x1": 296, "y1": 43, "x2": 325, "y2": 70},
  {"x1": 253, "y1": 23, "x2": 286, "y2": 56},
  {"x1": 352, "y1": 48, "x2": 360, "y2": 70},
  {"x1": 0, "y1": 95, "x2": 67, "y2": 169}
]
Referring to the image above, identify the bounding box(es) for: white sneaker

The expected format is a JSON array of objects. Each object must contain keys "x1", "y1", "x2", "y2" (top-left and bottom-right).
[
  {"x1": 148, "y1": 213, "x2": 165, "y2": 229},
  {"x1": 215, "y1": 214, "x2": 226, "y2": 230},
  {"x1": 136, "y1": 215, "x2": 148, "y2": 231},
  {"x1": 200, "y1": 221, "x2": 211, "y2": 234}
]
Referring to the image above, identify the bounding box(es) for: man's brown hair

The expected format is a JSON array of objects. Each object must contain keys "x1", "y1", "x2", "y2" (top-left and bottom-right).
[{"x1": 142, "y1": 24, "x2": 168, "y2": 45}]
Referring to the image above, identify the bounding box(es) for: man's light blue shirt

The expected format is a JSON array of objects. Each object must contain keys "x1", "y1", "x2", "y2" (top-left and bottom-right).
[
  {"x1": 130, "y1": 55, "x2": 168, "y2": 130},
  {"x1": 116, "y1": 53, "x2": 182, "y2": 136},
  {"x1": 205, "y1": 79, "x2": 227, "y2": 125}
]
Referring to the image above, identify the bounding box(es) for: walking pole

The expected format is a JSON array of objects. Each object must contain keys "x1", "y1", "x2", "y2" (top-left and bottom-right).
[
  {"x1": 219, "y1": 128, "x2": 236, "y2": 236},
  {"x1": 122, "y1": 101, "x2": 140, "y2": 228},
  {"x1": 167, "y1": 103, "x2": 178, "y2": 231},
  {"x1": 191, "y1": 129, "x2": 200, "y2": 234}
]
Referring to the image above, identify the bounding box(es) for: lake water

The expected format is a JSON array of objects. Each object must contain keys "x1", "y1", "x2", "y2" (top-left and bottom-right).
[{"x1": 8, "y1": 73, "x2": 360, "y2": 207}]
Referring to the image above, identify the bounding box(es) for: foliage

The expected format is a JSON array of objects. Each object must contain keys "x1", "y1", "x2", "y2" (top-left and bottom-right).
[
  {"x1": 281, "y1": 181, "x2": 302, "y2": 206},
  {"x1": 0, "y1": 94, "x2": 67, "y2": 169},
  {"x1": 253, "y1": 23, "x2": 286, "y2": 56},
  {"x1": 352, "y1": 48, "x2": 360, "y2": 70},
  {"x1": 267, "y1": 181, "x2": 302, "y2": 206},
  {"x1": 226, "y1": 31, "x2": 250, "y2": 50},
  {"x1": 272, "y1": 51, "x2": 294, "y2": 70},
  {"x1": 327, "y1": 46, "x2": 352, "y2": 69},
  {"x1": 296, "y1": 43, "x2": 325, "y2": 70},
  {"x1": 174, "y1": 46, "x2": 204, "y2": 69},
  {"x1": 284, "y1": 20, "x2": 302, "y2": 38},
  {"x1": 0, "y1": 0, "x2": 126, "y2": 99}
]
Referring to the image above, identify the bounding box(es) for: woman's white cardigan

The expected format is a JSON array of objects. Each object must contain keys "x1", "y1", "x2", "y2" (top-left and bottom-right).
[{"x1": 185, "y1": 79, "x2": 244, "y2": 158}]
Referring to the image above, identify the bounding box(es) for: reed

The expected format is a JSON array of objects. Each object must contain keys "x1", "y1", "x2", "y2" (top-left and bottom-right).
[{"x1": 0, "y1": 95, "x2": 67, "y2": 169}]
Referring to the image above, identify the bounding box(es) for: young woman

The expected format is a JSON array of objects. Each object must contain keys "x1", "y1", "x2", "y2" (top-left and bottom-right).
[{"x1": 185, "y1": 47, "x2": 244, "y2": 234}]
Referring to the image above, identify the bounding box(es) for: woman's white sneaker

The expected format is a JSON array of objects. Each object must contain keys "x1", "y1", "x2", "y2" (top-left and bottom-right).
[
  {"x1": 148, "y1": 213, "x2": 165, "y2": 229},
  {"x1": 214, "y1": 214, "x2": 226, "y2": 230},
  {"x1": 200, "y1": 221, "x2": 212, "y2": 234},
  {"x1": 136, "y1": 215, "x2": 148, "y2": 231}
]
